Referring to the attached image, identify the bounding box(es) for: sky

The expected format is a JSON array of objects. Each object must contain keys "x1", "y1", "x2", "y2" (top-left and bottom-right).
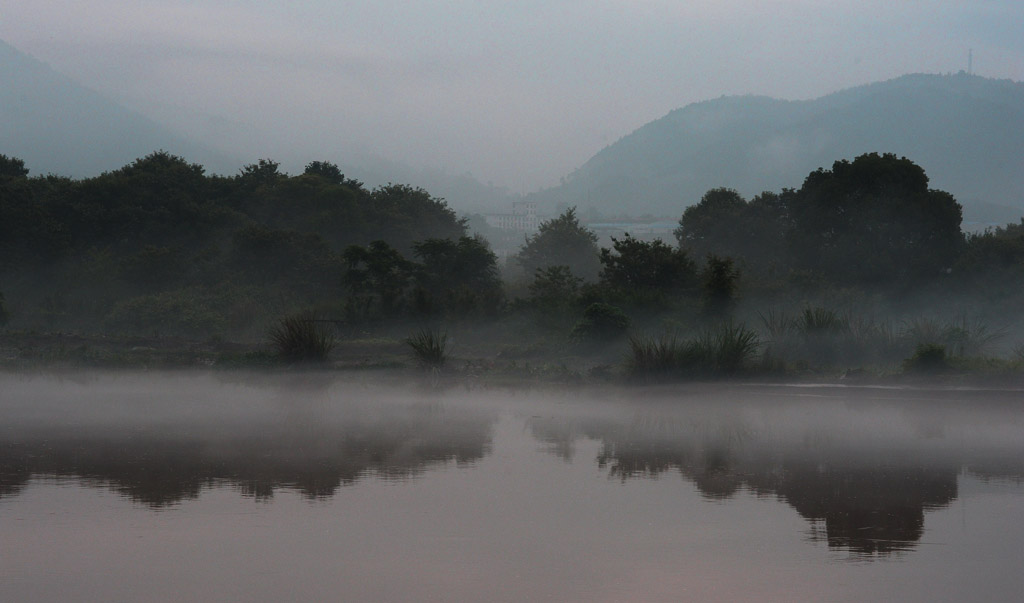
[{"x1": 2, "y1": 1, "x2": 1023, "y2": 192}]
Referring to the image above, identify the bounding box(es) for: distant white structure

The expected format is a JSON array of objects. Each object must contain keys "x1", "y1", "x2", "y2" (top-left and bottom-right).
[{"x1": 484, "y1": 201, "x2": 540, "y2": 233}]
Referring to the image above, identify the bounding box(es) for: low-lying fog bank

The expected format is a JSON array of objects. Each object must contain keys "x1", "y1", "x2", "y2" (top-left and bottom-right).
[{"x1": 3, "y1": 372, "x2": 1023, "y2": 513}]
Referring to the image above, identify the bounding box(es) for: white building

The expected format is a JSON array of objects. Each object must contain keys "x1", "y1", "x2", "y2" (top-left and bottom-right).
[{"x1": 484, "y1": 201, "x2": 540, "y2": 233}]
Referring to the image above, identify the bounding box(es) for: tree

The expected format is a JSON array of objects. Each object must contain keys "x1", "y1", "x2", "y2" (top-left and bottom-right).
[
  {"x1": 527, "y1": 265, "x2": 583, "y2": 329},
  {"x1": 701, "y1": 255, "x2": 740, "y2": 317},
  {"x1": 515, "y1": 207, "x2": 600, "y2": 281},
  {"x1": 303, "y1": 161, "x2": 345, "y2": 184},
  {"x1": 303, "y1": 161, "x2": 364, "y2": 190},
  {"x1": 368, "y1": 184, "x2": 466, "y2": 254},
  {"x1": 675, "y1": 188, "x2": 747, "y2": 258},
  {"x1": 787, "y1": 153, "x2": 963, "y2": 283},
  {"x1": 598, "y1": 235, "x2": 696, "y2": 295},
  {"x1": 239, "y1": 159, "x2": 283, "y2": 187},
  {"x1": 0, "y1": 155, "x2": 29, "y2": 180},
  {"x1": 412, "y1": 236, "x2": 503, "y2": 316},
  {"x1": 342, "y1": 240, "x2": 416, "y2": 318},
  {"x1": 675, "y1": 188, "x2": 789, "y2": 273}
]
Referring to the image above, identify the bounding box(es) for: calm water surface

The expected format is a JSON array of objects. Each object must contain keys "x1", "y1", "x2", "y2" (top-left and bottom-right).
[{"x1": 2, "y1": 373, "x2": 1023, "y2": 601}]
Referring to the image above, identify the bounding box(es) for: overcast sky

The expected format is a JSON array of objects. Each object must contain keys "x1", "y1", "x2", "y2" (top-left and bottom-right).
[{"x1": 3, "y1": 1, "x2": 1023, "y2": 191}]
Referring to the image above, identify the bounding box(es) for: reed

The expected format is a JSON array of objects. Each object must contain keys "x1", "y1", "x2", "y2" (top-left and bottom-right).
[
  {"x1": 268, "y1": 312, "x2": 336, "y2": 362},
  {"x1": 406, "y1": 328, "x2": 449, "y2": 368}
]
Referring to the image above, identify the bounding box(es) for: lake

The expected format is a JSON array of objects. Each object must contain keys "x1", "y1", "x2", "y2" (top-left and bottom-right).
[{"x1": 2, "y1": 372, "x2": 1023, "y2": 601}]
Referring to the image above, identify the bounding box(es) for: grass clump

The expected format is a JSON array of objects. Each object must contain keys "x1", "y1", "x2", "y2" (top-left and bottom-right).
[
  {"x1": 627, "y1": 335, "x2": 683, "y2": 377},
  {"x1": 269, "y1": 312, "x2": 336, "y2": 362},
  {"x1": 627, "y1": 323, "x2": 760, "y2": 380},
  {"x1": 406, "y1": 328, "x2": 449, "y2": 369},
  {"x1": 701, "y1": 322, "x2": 760, "y2": 374},
  {"x1": 797, "y1": 307, "x2": 849, "y2": 335}
]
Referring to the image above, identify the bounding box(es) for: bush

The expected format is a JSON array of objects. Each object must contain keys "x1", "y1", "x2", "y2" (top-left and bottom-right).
[
  {"x1": 571, "y1": 303, "x2": 629, "y2": 341},
  {"x1": 903, "y1": 343, "x2": 948, "y2": 374},
  {"x1": 104, "y1": 288, "x2": 226, "y2": 337},
  {"x1": 269, "y1": 312, "x2": 337, "y2": 362},
  {"x1": 406, "y1": 328, "x2": 449, "y2": 369}
]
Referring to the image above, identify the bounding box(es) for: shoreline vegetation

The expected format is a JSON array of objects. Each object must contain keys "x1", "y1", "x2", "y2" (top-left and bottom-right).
[
  {"x1": 3, "y1": 150, "x2": 1024, "y2": 387},
  {"x1": 3, "y1": 315, "x2": 1024, "y2": 388}
]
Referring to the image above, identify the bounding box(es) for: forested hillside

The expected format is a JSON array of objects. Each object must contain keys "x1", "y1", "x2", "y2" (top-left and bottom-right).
[{"x1": 536, "y1": 73, "x2": 1024, "y2": 225}]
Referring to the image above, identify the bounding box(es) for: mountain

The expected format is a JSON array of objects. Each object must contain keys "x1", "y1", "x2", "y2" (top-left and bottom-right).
[
  {"x1": 534, "y1": 73, "x2": 1024, "y2": 226},
  {"x1": 0, "y1": 39, "x2": 237, "y2": 177}
]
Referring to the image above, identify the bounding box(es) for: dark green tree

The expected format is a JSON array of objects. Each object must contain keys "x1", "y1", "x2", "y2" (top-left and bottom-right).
[
  {"x1": 527, "y1": 265, "x2": 583, "y2": 329},
  {"x1": 787, "y1": 153, "x2": 963, "y2": 283},
  {"x1": 598, "y1": 235, "x2": 696, "y2": 295},
  {"x1": 412, "y1": 236, "x2": 503, "y2": 316},
  {"x1": 701, "y1": 255, "x2": 740, "y2": 317},
  {"x1": 515, "y1": 207, "x2": 600, "y2": 281},
  {"x1": 303, "y1": 161, "x2": 345, "y2": 184},
  {"x1": 368, "y1": 184, "x2": 466, "y2": 254},
  {"x1": 0, "y1": 155, "x2": 29, "y2": 179},
  {"x1": 676, "y1": 188, "x2": 790, "y2": 274},
  {"x1": 675, "y1": 188, "x2": 748, "y2": 258},
  {"x1": 342, "y1": 240, "x2": 416, "y2": 318},
  {"x1": 239, "y1": 159, "x2": 283, "y2": 188}
]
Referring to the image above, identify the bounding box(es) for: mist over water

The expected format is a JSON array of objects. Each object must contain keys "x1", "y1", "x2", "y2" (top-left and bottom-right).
[{"x1": 2, "y1": 373, "x2": 1024, "y2": 600}]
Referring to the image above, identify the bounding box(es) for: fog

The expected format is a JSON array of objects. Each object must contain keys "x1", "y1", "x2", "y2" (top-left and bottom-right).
[{"x1": 3, "y1": 1, "x2": 1023, "y2": 191}]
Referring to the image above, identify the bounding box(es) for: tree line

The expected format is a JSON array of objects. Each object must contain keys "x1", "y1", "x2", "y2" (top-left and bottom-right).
[{"x1": 1, "y1": 151, "x2": 1022, "y2": 340}]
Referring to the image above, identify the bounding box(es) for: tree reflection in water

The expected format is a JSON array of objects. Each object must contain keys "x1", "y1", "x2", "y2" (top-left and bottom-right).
[
  {"x1": 527, "y1": 393, "x2": 1024, "y2": 559},
  {"x1": 0, "y1": 402, "x2": 495, "y2": 508}
]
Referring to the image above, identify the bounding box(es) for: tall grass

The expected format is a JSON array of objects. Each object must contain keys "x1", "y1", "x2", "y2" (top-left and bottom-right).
[
  {"x1": 900, "y1": 314, "x2": 1004, "y2": 357},
  {"x1": 702, "y1": 322, "x2": 760, "y2": 374},
  {"x1": 269, "y1": 312, "x2": 336, "y2": 362},
  {"x1": 796, "y1": 307, "x2": 849, "y2": 335},
  {"x1": 627, "y1": 335, "x2": 682, "y2": 377},
  {"x1": 627, "y1": 323, "x2": 759, "y2": 379},
  {"x1": 406, "y1": 328, "x2": 449, "y2": 369}
]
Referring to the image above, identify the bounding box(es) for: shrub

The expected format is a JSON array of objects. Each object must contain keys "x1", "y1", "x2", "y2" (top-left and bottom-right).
[
  {"x1": 104, "y1": 288, "x2": 226, "y2": 337},
  {"x1": 900, "y1": 314, "x2": 1004, "y2": 358},
  {"x1": 571, "y1": 303, "x2": 629, "y2": 341},
  {"x1": 406, "y1": 328, "x2": 449, "y2": 369},
  {"x1": 269, "y1": 312, "x2": 336, "y2": 362},
  {"x1": 903, "y1": 343, "x2": 948, "y2": 374}
]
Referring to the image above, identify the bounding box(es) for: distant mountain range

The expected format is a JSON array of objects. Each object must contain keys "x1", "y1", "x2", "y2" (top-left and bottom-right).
[
  {"x1": 0, "y1": 38, "x2": 514, "y2": 213},
  {"x1": 532, "y1": 73, "x2": 1024, "y2": 226},
  {"x1": 0, "y1": 39, "x2": 237, "y2": 177},
  {"x1": 3, "y1": 36, "x2": 1022, "y2": 225}
]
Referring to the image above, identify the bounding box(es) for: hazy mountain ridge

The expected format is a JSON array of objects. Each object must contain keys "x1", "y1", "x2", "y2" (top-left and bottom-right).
[
  {"x1": 0, "y1": 39, "x2": 236, "y2": 177},
  {"x1": 537, "y1": 73, "x2": 1024, "y2": 224},
  {"x1": 0, "y1": 38, "x2": 514, "y2": 211}
]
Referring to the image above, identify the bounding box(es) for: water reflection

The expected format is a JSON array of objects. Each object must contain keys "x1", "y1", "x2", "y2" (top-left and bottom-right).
[
  {"x1": 4, "y1": 375, "x2": 1024, "y2": 567},
  {"x1": 527, "y1": 387, "x2": 1024, "y2": 558},
  {"x1": 0, "y1": 378, "x2": 496, "y2": 507}
]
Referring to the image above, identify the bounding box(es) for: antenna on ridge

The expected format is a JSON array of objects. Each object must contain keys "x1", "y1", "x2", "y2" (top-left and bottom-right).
[{"x1": 968, "y1": 48, "x2": 973, "y2": 75}]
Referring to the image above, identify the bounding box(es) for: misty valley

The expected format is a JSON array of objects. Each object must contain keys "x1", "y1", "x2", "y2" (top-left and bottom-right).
[
  {"x1": 4, "y1": 3, "x2": 1024, "y2": 599},
  {"x1": 2, "y1": 373, "x2": 1023, "y2": 601},
  {"x1": 4, "y1": 50, "x2": 1024, "y2": 603}
]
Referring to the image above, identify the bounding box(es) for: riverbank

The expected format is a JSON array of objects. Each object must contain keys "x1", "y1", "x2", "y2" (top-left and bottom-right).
[{"x1": 3, "y1": 330, "x2": 1024, "y2": 389}]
